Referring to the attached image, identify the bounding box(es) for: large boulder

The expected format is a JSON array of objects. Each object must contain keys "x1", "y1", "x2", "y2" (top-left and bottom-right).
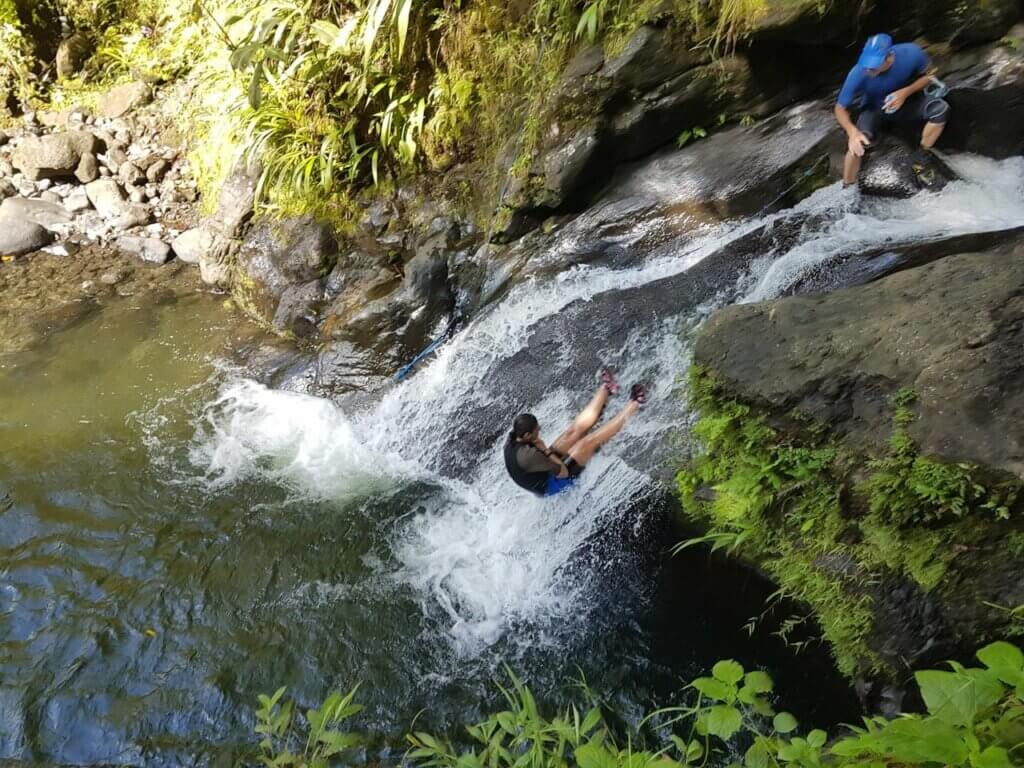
[
  {"x1": 694, "y1": 235, "x2": 1024, "y2": 477},
  {"x1": 879, "y1": 0, "x2": 1022, "y2": 45},
  {"x1": 0, "y1": 197, "x2": 73, "y2": 231},
  {"x1": 97, "y1": 82, "x2": 153, "y2": 119},
  {"x1": 0, "y1": 218, "x2": 53, "y2": 256},
  {"x1": 56, "y1": 32, "x2": 94, "y2": 78},
  {"x1": 11, "y1": 130, "x2": 101, "y2": 180},
  {"x1": 494, "y1": 22, "x2": 851, "y2": 238}
]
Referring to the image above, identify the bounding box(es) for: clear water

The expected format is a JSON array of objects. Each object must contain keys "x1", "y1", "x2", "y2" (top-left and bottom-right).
[{"x1": 2, "y1": 154, "x2": 1023, "y2": 765}]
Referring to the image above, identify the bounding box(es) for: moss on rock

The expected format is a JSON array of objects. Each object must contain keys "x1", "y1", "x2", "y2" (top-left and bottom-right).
[{"x1": 678, "y1": 365, "x2": 1024, "y2": 680}]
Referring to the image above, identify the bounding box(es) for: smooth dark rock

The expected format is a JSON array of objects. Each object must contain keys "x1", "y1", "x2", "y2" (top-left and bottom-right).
[
  {"x1": 694, "y1": 235, "x2": 1024, "y2": 478},
  {"x1": 859, "y1": 136, "x2": 958, "y2": 198}
]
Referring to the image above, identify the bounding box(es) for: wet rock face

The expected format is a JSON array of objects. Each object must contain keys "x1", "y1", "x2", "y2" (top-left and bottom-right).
[
  {"x1": 694, "y1": 235, "x2": 1024, "y2": 479},
  {"x1": 881, "y1": 0, "x2": 1021, "y2": 45},
  {"x1": 234, "y1": 217, "x2": 338, "y2": 338},
  {"x1": 859, "y1": 135, "x2": 958, "y2": 198}
]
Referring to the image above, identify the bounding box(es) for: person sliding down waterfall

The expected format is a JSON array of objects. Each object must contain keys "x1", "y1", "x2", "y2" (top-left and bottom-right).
[
  {"x1": 835, "y1": 33, "x2": 949, "y2": 187},
  {"x1": 504, "y1": 370, "x2": 646, "y2": 497}
]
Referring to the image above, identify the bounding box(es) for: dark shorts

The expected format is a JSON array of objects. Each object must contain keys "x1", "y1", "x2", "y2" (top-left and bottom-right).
[
  {"x1": 544, "y1": 457, "x2": 585, "y2": 497},
  {"x1": 856, "y1": 92, "x2": 950, "y2": 139}
]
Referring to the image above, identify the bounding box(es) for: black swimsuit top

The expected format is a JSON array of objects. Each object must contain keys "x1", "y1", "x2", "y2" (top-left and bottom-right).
[{"x1": 503, "y1": 439, "x2": 551, "y2": 496}]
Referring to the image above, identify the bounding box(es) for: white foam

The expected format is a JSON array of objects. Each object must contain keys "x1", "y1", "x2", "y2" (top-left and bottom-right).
[
  {"x1": 742, "y1": 154, "x2": 1024, "y2": 303},
  {"x1": 188, "y1": 153, "x2": 1024, "y2": 653}
]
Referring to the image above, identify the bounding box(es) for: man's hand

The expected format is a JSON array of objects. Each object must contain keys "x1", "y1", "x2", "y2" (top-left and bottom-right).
[
  {"x1": 847, "y1": 129, "x2": 871, "y2": 157},
  {"x1": 884, "y1": 88, "x2": 908, "y2": 113},
  {"x1": 532, "y1": 437, "x2": 549, "y2": 453}
]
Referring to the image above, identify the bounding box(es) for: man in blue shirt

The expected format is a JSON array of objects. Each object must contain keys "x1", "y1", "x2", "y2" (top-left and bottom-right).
[{"x1": 835, "y1": 34, "x2": 950, "y2": 186}]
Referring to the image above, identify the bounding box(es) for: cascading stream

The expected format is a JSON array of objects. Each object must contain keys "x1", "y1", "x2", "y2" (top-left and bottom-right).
[
  {"x1": 2, "y1": 152, "x2": 1022, "y2": 766},
  {"x1": 194, "y1": 153, "x2": 1024, "y2": 654}
]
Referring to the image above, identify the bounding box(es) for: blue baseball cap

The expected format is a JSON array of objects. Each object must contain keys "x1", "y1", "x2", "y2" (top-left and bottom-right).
[{"x1": 858, "y1": 33, "x2": 893, "y2": 70}]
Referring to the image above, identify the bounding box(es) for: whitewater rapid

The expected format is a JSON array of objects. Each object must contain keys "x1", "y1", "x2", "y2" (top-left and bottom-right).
[{"x1": 189, "y1": 153, "x2": 1024, "y2": 655}]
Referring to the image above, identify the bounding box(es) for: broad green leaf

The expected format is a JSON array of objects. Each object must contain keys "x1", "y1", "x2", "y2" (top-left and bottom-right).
[
  {"x1": 773, "y1": 712, "x2": 798, "y2": 734},
  {"x1": 831, "y1": 718, "x2": 968, "y2": 764},
  {"x1": 575, "y1": 743, "x2": 617, "y2": 768},
  {"x1": 705, "y1": 705, "x2": 743, "y2": 740},
  {"x1": 744, "y1": 671, "x2": 773, "y2": 693},
  {"x1": 744, "y1": 739, "x2": 772, "y2": 768},
  {"x1": 916, "y1": 669, "x2": 1000, "y2": 726},
  {"x1": 692, "y1": 676, "x2": 734, "y2": 702},
  {"x1": 976, "y1": 746, "x2": 1013, "y2": 768},
  {"x1": 713, "y1": 660, "x2": 745, "y2": 685},
  {"x1": 581, "y1": 707, "x2": 602, "y2": 734},
  {"x1": 806, "y1": 730, "x2": 827, "y2": 749},
  {"x1": 685, "y1": 741, "x2": 703, "y2": 763},
  {"x1": 978, "y1": 642, "x2": 1024, "y2": 686}
]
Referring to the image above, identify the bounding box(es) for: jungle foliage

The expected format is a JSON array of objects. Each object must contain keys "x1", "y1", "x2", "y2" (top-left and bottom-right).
[
  {"x1": 254, "y1": 642, "x2": 1024, "y2": 768},
  {"x1": 1, "y1": 0, "x2": 788, "y2": 218}
]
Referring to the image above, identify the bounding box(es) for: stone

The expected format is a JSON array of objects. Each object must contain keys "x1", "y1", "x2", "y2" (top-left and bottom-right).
[
  {"x1": 11, "y1": 131, "x2": 101, "y2": 180},
  {"x1": 104, "y1": 146, "x2": 129, "y2": 173},
  {"x1": 0, "y1": 158, "x2": 13, "y2": 176},
  {"x1": 100, "y1": 269, "x2": 128, "y2": 285},
  {"x1": 129, "y1": 189, "x2": 146, "y2": 204},
  {"x1": 272, "y1": 281, "x2": 325, "y2": 338},
  {"x1": 110, "y1": 205, "x2": 152, "y2": 231},
  {"x1": 200, "y1": 255, "x2": 231, "y2": 287},
  {"x1": 85, "y1": 178, "x2": 128, "y2": 218},
  {"x1": 146, "y1": 159, "x2": 169, "y2": 183},
  {"x1": 0, "y1": 130, "x2": 8, "y2": 147},
  {"x1": 599, "y1": 25, "x2": 703, "y2": 92},
  {"x1": 0, "y1": 197, "x2": 74, "y2": 231},
  {"x1": 171, "y1": 226, "x2": 215, "y2": 265},
  {"x1": 234, "y1": 216, "x2": 338, "y2": 327},
  {"x1": 860, "y1": 136, "x2": 958, "y2": 198},
  {"x1": 56, "y1": 33, "x2": 94, "y2": 78},
  {"x1": 40, "y1": 191, "x2": 62, "y2": 204},
  {"x1": 743, "y1": 0, "x2": 865, "y2": 42},
  {"x1": 694, "y1": 234, "x2": 1024, "y2": 478},
  {"x1": 211, "y1": 163, "x2": 258, "y2": 237},
  {"x1": 0, "y1": 217, "x2": 53, "y2": 256},
  {"x1": 41, "y1": 241, "x2": 80, "y2": 257},
  {"x1": 64, "y1": 188, "x2": 91, "y2": 212},
  {"x1": 74, "y1": 151, "x2": 99, "y2": 184},
  {"x1": 116, "y1": 236, "x2": 172, "y2": 264},
  {"x1": 97, "y1": 82, "x2": 153, "y2": 119},
  {"x1": 0, "y1": 179, "x2": 16, "y2": 200},
  {"x1": 119, "y1": 161, "x2": 146, "y2": 187}
]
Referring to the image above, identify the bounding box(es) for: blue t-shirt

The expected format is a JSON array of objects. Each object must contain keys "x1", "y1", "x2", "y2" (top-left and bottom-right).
[{"x1": 837, "y1": 43, "x2": 930, "y2": 111}]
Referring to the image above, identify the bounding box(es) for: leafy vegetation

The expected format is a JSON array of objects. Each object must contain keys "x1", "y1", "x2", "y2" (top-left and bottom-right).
[
  {"x1": 255, "y1": 642, "x2": 1024, "y2": 768},
  {"x1": 254, "y1": 685, "x2": 363, "y2": 767},
  {"x1": 7, "y1": 0, "x2": 788, "y2": 218},
  {"x1": 676, "y1": 367, "x2": 1022, "y2": 677}
]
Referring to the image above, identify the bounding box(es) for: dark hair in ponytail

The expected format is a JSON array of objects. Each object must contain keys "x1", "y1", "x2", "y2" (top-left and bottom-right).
[{"x1": 510, "y1": 413, "x2": 538, "y2": 440}]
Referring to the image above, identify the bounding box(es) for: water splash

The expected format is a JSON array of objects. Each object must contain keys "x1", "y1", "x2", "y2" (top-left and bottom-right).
[{"x1": 192, "y1": 154, "x2": 1024, "y2": 654}]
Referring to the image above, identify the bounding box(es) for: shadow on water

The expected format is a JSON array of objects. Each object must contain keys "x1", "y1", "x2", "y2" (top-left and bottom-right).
[{"x1": 0, "y1": 293, "x2": 858, "y2": 766}]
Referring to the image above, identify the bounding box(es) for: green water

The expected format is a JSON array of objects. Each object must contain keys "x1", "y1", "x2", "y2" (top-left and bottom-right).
[{"x1": 0, "y1": 294, "x2": 857, "y2": 766}]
